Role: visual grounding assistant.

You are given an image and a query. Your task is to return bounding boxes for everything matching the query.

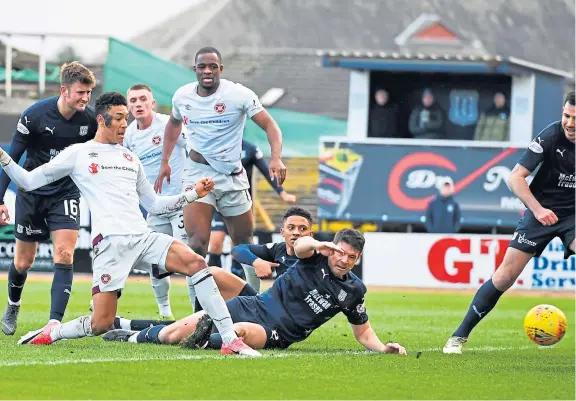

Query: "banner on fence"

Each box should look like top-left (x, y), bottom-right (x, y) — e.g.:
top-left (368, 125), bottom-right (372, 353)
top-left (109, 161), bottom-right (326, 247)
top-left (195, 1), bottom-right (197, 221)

top-left (363, 233), bottom-right (574, 290)
top-left (318, 139), bottom-right (529, 227)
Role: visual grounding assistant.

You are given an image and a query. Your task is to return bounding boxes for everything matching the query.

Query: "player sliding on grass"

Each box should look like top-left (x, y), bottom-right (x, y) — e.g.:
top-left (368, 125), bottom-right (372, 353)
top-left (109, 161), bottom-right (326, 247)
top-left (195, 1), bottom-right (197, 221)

top-left (0, 92), bottom-right (260, 356)
top-left (103, 228), bottom-right (407, 355)
top-left (111, 205), bottom-right (314, 331)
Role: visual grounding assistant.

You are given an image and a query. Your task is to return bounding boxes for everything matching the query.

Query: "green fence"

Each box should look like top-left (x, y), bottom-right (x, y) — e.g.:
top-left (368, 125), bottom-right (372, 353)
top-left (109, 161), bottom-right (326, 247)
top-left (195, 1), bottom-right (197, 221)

top-left (103, 38), bottom-right (196, 106)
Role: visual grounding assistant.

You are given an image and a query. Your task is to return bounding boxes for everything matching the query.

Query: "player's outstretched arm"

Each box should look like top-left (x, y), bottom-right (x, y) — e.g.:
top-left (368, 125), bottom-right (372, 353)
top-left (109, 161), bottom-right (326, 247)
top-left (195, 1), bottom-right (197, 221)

top-left (508, 164), bottom-right (558, 225)
top-left (139, 165), bottom-right (213, 215)
top-left (351, 322), bottom-right (407, 355)
top-left (155, 113), bottom-right (182, 193)
top-left (294, 237), bottom-right (344, 259)
top-left (231, 244), bottom-right (279, 278)
top-left (0, 147), bottom-right (75, 192)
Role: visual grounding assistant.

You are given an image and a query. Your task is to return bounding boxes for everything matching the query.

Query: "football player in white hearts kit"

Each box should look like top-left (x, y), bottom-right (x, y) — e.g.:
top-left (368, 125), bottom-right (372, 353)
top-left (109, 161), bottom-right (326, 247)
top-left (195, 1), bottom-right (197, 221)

top-left (0, 92), bottom-right (260, 356)
top-left (124, 85), bottom-right (188, 320)
top-left (155, 47), bottom-right (286, 293)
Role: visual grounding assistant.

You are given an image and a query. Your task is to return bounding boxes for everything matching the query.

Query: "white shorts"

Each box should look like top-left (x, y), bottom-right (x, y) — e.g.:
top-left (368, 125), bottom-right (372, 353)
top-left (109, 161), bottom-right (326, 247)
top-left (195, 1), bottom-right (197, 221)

top-left (91, 232), bottom-right (175, 295)
top-left (183, 158), bottom-right (252, 217)
top-left (147, 212), bottom-right (188, 243)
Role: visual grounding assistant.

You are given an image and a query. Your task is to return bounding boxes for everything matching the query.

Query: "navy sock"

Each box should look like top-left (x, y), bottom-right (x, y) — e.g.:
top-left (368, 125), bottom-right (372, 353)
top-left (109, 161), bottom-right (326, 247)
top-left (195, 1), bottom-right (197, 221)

top-left (239, 283), bottom-right (257, 296)
top-left (136, 324), bottom-right (166, 344)
top-left (230, 260), bottom-right (245, 279)
top-left (208, 253), bottom-right (222, 268)
top-left (208, 332), bottom-right (223, 349)
top-left (50, 263), bottom-right (73, 321)
top-left (453, 279), bottom-right (504, 338)
top-left (130, 319), bottom-right (175, 331)
top-left (7, 262), bottom-right (27, 303)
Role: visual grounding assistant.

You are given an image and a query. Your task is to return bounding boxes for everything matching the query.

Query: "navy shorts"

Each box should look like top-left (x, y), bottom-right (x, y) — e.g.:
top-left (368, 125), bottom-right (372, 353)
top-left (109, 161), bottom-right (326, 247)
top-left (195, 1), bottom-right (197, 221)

top-left (14, 190), bottom-right (81, 242)
top-left (211, 211), bottom-right (228, 234)
top-left (224, 296), bottom-right (292, 349)
top-left (509, 210), bottom-right (575, 259)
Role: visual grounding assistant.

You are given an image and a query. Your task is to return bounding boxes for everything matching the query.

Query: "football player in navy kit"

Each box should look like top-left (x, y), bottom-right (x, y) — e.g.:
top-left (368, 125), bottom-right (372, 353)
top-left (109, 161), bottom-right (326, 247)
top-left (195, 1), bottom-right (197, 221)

top-left (1, 62), bottom-right (98, 336)
top-left (231, 206), bottom-right (311, 279)
top-left (103, 228), bottom-right (407, 355)
top-left (444, 92), bottom-right (575, 354)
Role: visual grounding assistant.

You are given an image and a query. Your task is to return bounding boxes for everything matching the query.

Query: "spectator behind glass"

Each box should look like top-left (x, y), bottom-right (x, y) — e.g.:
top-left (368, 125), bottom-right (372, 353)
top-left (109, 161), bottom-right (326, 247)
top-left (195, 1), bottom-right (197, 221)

top-left (369, 89), bottom-right (401, 138)
top-left (408, 89), bottom-right (446, 139)
top-left (474, 92), bottom-right (510, 141)
top-left (424, 178), bottom-right (462, 233)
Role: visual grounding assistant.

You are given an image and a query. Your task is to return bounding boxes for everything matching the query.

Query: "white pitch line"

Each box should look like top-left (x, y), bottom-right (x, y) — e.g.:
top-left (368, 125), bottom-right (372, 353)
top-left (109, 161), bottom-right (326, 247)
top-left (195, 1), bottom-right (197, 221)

top-left (0, 345), bottom-right (547, 368)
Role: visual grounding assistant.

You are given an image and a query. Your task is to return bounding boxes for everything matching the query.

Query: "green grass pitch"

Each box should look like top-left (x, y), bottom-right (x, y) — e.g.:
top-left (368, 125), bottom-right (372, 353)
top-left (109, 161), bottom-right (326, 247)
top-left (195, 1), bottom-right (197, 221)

top-left (0, 276), bottom-right (573, 400)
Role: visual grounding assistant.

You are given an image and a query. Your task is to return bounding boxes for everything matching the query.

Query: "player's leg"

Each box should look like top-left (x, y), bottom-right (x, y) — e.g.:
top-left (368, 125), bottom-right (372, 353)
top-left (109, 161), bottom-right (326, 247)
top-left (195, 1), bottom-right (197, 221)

top-left (181, 297), bottom-right (278, 352)
top-left (20, 236), bottom-right (133, 345)
top-left (103, 311), bottom-right (204, 344)
top-left (26, 291), bottom-right (121, 345)
top-left (48, 229), bottom-right (77, 327)
top-left (146, 215), bottom-right (175, 318)
top-left (444, 211), bottom-right (551, 354)
top-left (230, 323), bottom-right (268, 349)
top-left (1, 240), bottom-right (36, 335)
top-left (147, 235), bottom-right (260, 356)
top-left (558, 214), bottom-right (575, 258)
top-left (193, 267), bottom-right (258, 312)
top-left (2, 191), bottom-right (42, 335)
top-left (220, 189), bottom-right (259, 290)
top-left (46, 195), bottom-right (83, 326)
top-left (208, 213), bottom-right (227, 268)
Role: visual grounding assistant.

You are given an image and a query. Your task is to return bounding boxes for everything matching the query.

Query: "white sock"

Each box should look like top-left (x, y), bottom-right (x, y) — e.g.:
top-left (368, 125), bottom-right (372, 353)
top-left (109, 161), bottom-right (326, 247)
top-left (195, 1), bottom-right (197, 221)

top-left (186, 276), bottom-right (197, 311)
top-left (128, 332), bottom-right (139, 343)
top-left (189, 268), bottom-right (237, 345)
top-left (50, 315), bottom-right (93, 342)
top-left (242, 264), bottom-right (261, 292)
top-left (151, 275), bottom-right (172, 317)
top-left (8, 297), bottom-right (21, 306)
top-left (119, 318), bottom-right (131, 330)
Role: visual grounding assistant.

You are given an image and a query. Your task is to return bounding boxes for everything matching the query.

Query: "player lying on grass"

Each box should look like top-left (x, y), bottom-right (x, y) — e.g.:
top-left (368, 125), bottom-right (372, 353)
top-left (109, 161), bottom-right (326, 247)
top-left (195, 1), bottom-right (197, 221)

top-left (103, 228), bottom-right (407, 355)
top-left (0, 92), bottom-right (260, 356)
top-left (111, 205), bottom-right (315, 331)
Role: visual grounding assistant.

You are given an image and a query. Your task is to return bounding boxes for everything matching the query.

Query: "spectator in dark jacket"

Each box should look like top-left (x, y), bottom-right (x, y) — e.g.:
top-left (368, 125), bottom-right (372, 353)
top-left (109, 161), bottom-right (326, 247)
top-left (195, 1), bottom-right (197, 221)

top-left (425, 179), bottom-right (461, 233)
top-left (369, 89), bottom-right (401, 138)
top-left (408, 89), bottom-right (446, 139)
top-left (474, 92), bottom-right (510, 141)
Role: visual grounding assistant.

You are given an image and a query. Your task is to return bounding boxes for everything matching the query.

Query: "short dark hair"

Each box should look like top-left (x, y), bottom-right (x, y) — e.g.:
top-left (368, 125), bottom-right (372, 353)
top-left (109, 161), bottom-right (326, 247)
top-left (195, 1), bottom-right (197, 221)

top-left (60, 61), bottom-right (96, 87)
top-left (282, 206), bottom-right (313, 225)
top-left (95, 92), bottom-right (127, 127)
top-left (333, 228), bottom-right (365, 253)
top-left (195, 46), bottom-right (222, 63)
top-left (127, 84), bottom-right (153, 95)
top-left (565, 91), bottom-right (575, 106)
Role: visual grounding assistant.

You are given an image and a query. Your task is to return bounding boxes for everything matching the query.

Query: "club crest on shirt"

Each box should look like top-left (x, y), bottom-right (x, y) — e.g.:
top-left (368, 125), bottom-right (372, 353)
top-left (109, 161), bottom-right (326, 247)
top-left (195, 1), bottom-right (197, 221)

top-left (528, 137), bottom-right (544, 154)
top-left (214, 103), bottom-right (226, 114)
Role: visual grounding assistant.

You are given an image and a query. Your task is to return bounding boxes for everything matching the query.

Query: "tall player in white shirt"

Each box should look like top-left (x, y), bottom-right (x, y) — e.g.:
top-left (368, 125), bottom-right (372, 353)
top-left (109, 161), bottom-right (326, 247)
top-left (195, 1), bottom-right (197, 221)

top-left (0, 92), bottom-right (260, 356)
top-left (155, 47), bottom-right (287, 293)
top-left (124, 84), bottom-right (188, 319)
